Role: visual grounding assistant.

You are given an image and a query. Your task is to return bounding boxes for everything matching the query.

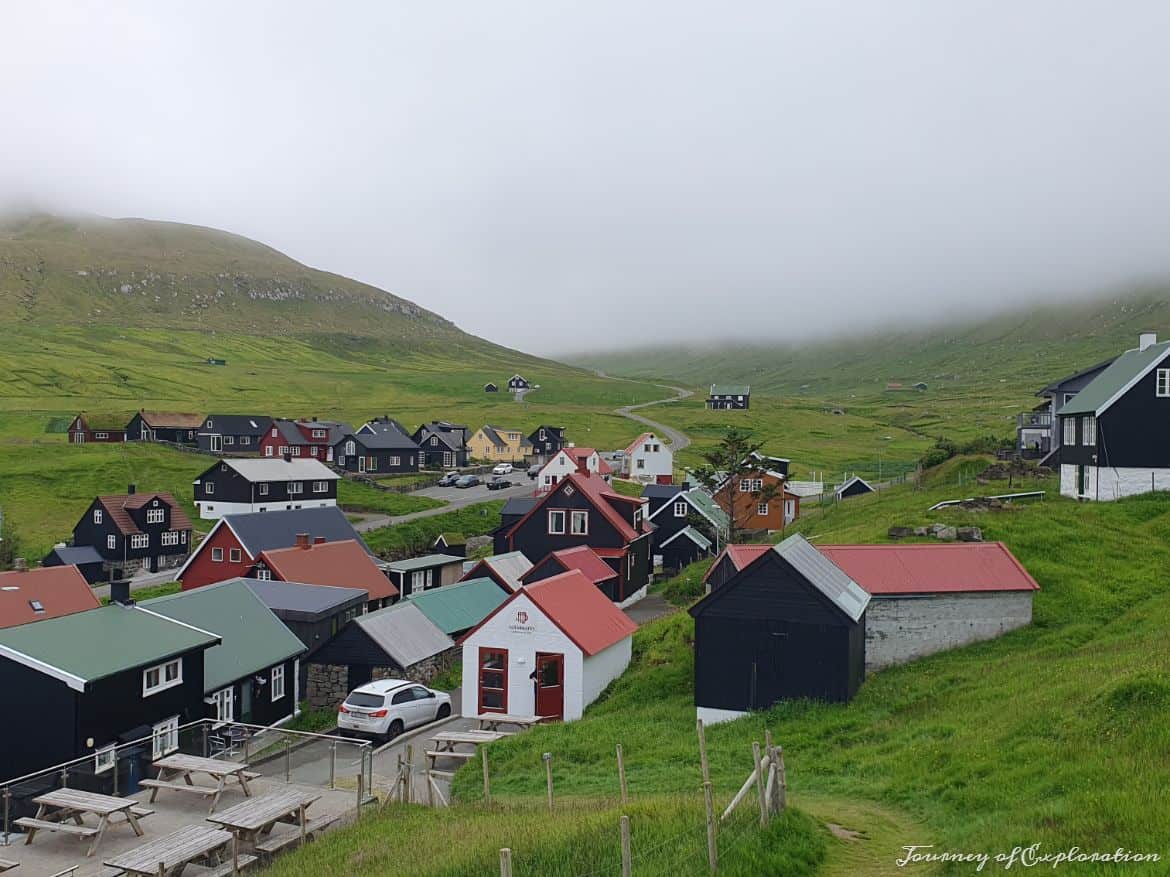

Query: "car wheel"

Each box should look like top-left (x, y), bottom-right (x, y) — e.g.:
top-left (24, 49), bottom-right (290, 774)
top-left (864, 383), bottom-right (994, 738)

top-left (383, 719), bottom-right (404, 742)
top-left (437, 703), bottom-right (451, 720)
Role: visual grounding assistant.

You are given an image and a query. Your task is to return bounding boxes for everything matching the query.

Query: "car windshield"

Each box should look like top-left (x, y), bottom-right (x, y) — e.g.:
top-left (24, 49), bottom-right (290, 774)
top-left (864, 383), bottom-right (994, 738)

top-left (346, 693), bottom-right (384, 708)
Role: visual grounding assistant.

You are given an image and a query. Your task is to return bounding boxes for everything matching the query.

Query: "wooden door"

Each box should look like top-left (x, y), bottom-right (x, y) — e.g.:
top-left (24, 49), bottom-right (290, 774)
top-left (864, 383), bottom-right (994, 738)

top-left (478, 648), bottom-right (508, 714)
top-left (534, 652), bottom-right (564, 720)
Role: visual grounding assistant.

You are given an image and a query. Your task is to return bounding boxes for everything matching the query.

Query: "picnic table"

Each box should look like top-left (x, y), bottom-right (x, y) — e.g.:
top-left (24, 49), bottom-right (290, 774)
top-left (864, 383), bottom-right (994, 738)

top-left (431, 730), bottom-right (509, 752)
top-left (477, 714), bottom-right (548, 732)
top-left (104, 824), bottom-right (241, 877)
top-left (205, 790), bottom-right (322, 845)
top-left (17, 788), bottom-right (145, 857)
top-left (142, 753), bottom-right (254, 813)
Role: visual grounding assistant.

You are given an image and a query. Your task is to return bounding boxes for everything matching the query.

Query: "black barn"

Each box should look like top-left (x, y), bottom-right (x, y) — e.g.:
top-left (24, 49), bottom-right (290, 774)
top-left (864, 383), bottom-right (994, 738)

top-left (689, 534), bottom-right (869, 723)
top-left (835, 476), bottom-right (875, 500)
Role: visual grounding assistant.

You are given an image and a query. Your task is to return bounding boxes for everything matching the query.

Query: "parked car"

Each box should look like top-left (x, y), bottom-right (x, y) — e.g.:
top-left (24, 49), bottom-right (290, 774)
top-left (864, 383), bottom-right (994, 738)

top-left (337, 679), bottom-right (452, 741)
top-left (487, 477), bottom-right (511, 491)
top-left (492, 463), bottom-right (514, 475)
top-left (437, 471), bottom-right (460, 486)
top-left (455, 474), bottom-right (481, 489)
top-left (527, 464), bottom-right (541, 479)
top-left (611, 450), bottom-right (626, 461)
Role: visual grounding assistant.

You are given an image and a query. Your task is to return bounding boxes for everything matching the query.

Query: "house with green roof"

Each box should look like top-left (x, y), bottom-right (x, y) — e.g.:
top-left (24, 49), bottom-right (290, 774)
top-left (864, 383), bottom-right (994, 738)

top-left (143, 579), bottom-right (306, 727)
top-left (706, 384), bottom-right (750, 410)
top-left (0, 603), bottom-right (219, 781)
top-left (1056, 332), bottom-right (1170, 500)
top-left (404, 577), bottom-right (509, 637)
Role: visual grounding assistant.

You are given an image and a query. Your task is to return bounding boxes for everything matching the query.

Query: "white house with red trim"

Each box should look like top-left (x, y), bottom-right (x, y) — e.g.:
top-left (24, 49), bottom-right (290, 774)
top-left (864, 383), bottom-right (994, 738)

top-left (536, 447), bottom-right (611, 490)
top-left (459, 570), bottom-right (637, 722)
top-left (622, 432), bottom-right (673, 484)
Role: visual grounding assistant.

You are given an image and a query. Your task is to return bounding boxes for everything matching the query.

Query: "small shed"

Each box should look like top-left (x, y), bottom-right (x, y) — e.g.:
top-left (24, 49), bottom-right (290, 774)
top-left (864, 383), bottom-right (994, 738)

top-left (385, 553), bottom-right (465, 597)
top-left (689, 534), bottom-right (869, 725)
top-left (702, 544), bottom-right (770, 593)
top-left (459, 570), bottom-right (637, 722)
top-left (41, 545), bottom-right (107, 585)
top-left (433, 532), bottom-right (468, 557)
top-left (461, 551), bottom-right (533, 594)
top-left (658, 526), bottom-right (712, 574)
top-left (484, 382), bottom-right (499, 393)
top-left (835, 476), bottom-right (875, 501)
top-left (407, 577), bottom-right (509, 637)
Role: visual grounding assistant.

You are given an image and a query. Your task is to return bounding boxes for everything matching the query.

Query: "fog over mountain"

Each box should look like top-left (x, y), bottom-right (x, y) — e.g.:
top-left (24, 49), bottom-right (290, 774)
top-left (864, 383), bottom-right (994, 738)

top-left (4, 1), bottom-right (1170, 355)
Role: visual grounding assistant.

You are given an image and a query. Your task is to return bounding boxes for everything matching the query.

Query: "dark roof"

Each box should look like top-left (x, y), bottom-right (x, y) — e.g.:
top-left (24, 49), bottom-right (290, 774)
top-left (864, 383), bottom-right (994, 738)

top-left (340, 429), bottom-right (419, 451)
top-left (1060, 340), bottom-right (1170, 416)
top-left (1038, 358), bottom-right (1117, 395)
top-left (97, 493), bottom-right (192, 535)
top-left (295, 420), bottom-right (353, 444)
top-left (500, 497), bottom-right (538, 517)
top-left (362, 417), bottom-right (411, 436)
top-left (241, 577), bottom-right (369, 623)
top-left (200, 414), bottom-right (273, 436)
top-left (221, 507), bottom-right (370, 557)
top-left (272, 419), bottom-right (308, 444)
top-left (44, 545), bottom-right (103, 566)
top-left (641, 484), bottom-right (683, 500)
top-left (415, 423), bottom-right (463, 451)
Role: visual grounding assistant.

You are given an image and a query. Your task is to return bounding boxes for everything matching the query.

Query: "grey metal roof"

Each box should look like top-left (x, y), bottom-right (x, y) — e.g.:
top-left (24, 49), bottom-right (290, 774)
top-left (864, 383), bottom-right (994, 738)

top-left (341, 429), bottom-right (419, 451)
top-left (241, 577), bottom-right (369, 622)
top-left (200, 414), bottom-right (273, 436)
top-left (710, 384), bottom-right (750, 396)
top-left (773, 534), bottom-right (869, 622)
top-left (478, 551), bottom-right (533, 591)
top-left (1059, 340), bottom-right (1170, 415)
top-left (501, 497), bottom-right (538, 517)
top-left (224, 507), bottom-right (372, 557)
top-left (356, 602), bottom-right (454, 667)
top-left (45, 545), bottom-right (103, 565)
top-left (641, 484), bottom-right (683, 500)
top-left (218, 457), bottom-right (338, 481)
top-left (660, 525), bottom-right (712, 551)
top-left (386, 554), bottom-right (463, 573)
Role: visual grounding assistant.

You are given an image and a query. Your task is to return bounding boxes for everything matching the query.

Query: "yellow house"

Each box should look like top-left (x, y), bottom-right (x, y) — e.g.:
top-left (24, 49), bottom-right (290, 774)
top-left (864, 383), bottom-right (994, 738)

top-left (468, 425), bottom-right (532, 463)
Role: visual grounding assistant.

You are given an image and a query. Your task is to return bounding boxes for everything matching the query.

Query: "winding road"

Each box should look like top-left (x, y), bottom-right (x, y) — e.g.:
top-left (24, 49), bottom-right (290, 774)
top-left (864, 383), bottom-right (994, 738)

top-left (601, 371), bottom-right (694, 452)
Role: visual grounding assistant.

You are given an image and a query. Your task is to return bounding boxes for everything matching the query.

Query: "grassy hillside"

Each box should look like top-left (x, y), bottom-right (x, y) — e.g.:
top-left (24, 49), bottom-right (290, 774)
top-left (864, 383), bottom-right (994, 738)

top-left (267, 470), bottom-right (1170, 875)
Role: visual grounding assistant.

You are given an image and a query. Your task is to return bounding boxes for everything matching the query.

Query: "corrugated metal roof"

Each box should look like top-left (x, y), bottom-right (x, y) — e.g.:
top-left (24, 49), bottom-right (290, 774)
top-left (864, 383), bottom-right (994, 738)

top-left (386, 554), bottom-right (463, 573)
top-left (773, 534), bottom-right (869, 622)
top-left (469, 552), bottom-right (533, 592)
top-left (223, 507), bottom-right (371, 557)
top-left (241, 577), bottom-right (369, 621)
top-left (407, 578), bottom-right (509, 635)
top-left (218, 458), bottom-right (338, 481)
top-left (356, 602), bottom-right (454, 667)
top-left (260, 540), bottom-right (397, 601)
top-left (818, 543), bottom-right (1040, 595)
top-left (524, 571), bottom-right (638, 656)
top-left (1060, 340), bottom-right (1170, 415)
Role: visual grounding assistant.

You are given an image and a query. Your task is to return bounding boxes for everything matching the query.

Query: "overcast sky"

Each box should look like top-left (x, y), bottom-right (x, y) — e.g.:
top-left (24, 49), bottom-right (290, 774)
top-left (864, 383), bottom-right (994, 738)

top-left (4, 1), bottom-right (1170, 355)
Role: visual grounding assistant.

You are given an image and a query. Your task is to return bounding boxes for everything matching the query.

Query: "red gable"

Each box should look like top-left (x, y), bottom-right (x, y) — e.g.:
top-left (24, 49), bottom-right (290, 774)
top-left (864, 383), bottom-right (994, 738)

top-left (521, 545), bottom-right (619, 587)
top-left (258, 539), bottom-right (398, 601)
top-left (702, 544), bottom-right (771, 585)
top-left (818, 542), bottom-right (1040, 595)
top-left (0, 566), bottom-right (100, 628)
top-left (507, 472), bottom-right (647, 546)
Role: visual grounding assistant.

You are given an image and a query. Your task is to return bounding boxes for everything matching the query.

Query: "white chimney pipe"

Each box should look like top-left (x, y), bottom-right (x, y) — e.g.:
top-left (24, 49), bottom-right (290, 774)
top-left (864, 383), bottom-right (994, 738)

top-left (1139, 332), bottom-right (1157, 351)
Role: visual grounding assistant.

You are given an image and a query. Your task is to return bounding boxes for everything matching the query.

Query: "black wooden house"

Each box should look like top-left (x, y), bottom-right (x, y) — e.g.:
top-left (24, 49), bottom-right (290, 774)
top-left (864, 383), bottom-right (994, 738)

top-left (334, 429), bottom-right (421, 474)
top-left (196, 414), bottom-right (273, 454)
top-left (125, 411), bottom-right (204, 444)
top-left (70, 487), bottom-right (193, 580)
top-left (527, 425), bottom-right (567, 459)
top-left (688, 534), bottom-right (869, 725)
top-left (413, 421), bottom-right (471, 469)
top-left (193, 457), bottom-right (339, 520)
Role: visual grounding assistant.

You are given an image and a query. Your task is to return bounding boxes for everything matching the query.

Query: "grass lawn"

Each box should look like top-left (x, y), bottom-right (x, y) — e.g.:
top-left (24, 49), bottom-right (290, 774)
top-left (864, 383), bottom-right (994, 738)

top-left (363, 501), bottom-right (504, 560)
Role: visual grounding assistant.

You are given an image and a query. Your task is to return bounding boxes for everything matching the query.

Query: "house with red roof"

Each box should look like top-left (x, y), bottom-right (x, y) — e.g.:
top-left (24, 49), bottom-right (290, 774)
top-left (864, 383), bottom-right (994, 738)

top-left (496, 472), bottom-right (653, 605)
top-left (0, 565), bottom-right (101, 628)
top-left (703, 543), bottom-right (772, 592)
top-left (68, 485), bottom-right (193, 580)
top-left (536, 447), bottom-right (611, 491)
top-left (520, 545), bottom-right (621, 593)
top-left (252, 537), bottom-right (398, 611)
top-left (818, 542), bottom-right (1040, 671)
top-left (621, 432), bottom-right (674, 484)
top-left (459, 569), bottom-right (638, 721)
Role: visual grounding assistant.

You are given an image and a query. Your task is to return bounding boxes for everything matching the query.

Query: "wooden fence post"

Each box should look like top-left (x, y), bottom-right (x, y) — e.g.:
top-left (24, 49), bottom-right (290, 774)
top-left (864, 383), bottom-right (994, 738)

top-left (616, 744), bottom-right (628, 805)
top-left (776, 746), bottom-right (787, 812)
top-left (620, 815), bottom-right (632, 877)
top-left (405, 744), bottom-right (414, 804)
top-left (482, 747), bottom-right (492, 805)
top-left (703, 780), bottom-right (718, 874)
top-left (543, 752), bottom-right (554, 812)
top-left (697, 719), bottom-right (710, 785)
top-left (752, 742), bottom-right (767, 828)
top-left (500, 847), bottom-right (513, 877)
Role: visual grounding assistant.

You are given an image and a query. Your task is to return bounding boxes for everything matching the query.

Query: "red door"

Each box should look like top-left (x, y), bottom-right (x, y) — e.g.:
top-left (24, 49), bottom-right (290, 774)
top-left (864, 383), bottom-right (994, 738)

top-left (534, 653), bottom-right (564, 720)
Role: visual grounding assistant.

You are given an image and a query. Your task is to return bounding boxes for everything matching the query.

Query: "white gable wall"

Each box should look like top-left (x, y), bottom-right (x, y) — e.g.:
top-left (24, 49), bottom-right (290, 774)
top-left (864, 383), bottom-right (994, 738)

top-left (538, 451), bottom-right (579, 489)
top-left (625, 435), bottom-right (673, 483)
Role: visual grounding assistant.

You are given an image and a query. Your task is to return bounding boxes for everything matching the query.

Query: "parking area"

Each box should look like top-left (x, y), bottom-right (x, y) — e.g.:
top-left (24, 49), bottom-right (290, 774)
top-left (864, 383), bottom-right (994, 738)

top-left (412, 472), bottom-right (537, 506)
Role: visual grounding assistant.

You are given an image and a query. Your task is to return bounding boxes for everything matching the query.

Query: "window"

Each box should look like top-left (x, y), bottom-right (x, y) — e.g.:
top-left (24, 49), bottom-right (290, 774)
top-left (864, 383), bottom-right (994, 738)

top-left (570, 510), bottom-right (589, 535)
top-left (211, 687), bottom-right (233, 723)
top-left (146, 508), bottom-right (164, 524)
top-left (539, 429), bottom-right (547, 441)
top-left (313, 480), bottom-right (329, 493)
top-left (366, 455), bottom-right (377, 471)
top-left (271, 427), bottom-right (279, 437)
top-left (29, 600), bottom-right (44, 614)
top-left (255, 568), bottom-right (272, 581)
top-left (224, 436), bottom-right (234, 445)
top-left (241, 436), bottom-right (250, 446)
top-left (751, 479), bottom-right (764, 491)
top-left (93, 508), bottom-right (103, 524)
top-left (205, 481), bottom-right (215, 495)
top-left (346, 440), bottom-right (356, 455)
top-left (95, 432), bottom-right (108, 439)
top-left (548, 510), bottom-right (566, 534)
top-left (107, 534), bottom-right (117, 550)
top-left (289, 481), bottom-right (303, 494)
top-left (181, 530), bottom-right (187, 544)
top-left (312, 428), bottom-right (326, 438)
top-left (161, 531), bottom-right (180, 546)
top-left (388, 456), bottom-right (400, 467)
top-left (294, 446), bottom-right (303, 456)
top-left (757, 503), bottom-right (769, 516)
top-left (673, 501), bottom-right (688, 518)
top-left (633, 507), bottom-right (643, 529)
top-left (265, 445), bottom-right (274, 457)
top-left (271, 665), bottom-right (286, 701)
top-left (229, 548), bottom-right (242, 563)
top-left (1063, 417), bottom-right (1076, 446)
top-left (1082, 415), bottom-right (1096, 446)
top-left (739, 479), bottom-right (751, 491)
top-left (410, 569), bottom-right (434, 592)
top-left (152, 716), bottom-right (179, 759)
top-left (431, 436), bottom-right (438, 446)
top-left (443, 451), bottom-right (454, 467)
top-left (212, 547), bottom-right (224, 562)
top-left (259, 482), bottom-right (269, 495)
top-left (131, 533), bottom-right (149, 549)
top-left (94, 744), bottom-right (116, 774)
top-left (478, 648), bottom-right (508, 713)
top-left (143, 658), bottom-right (182, 696)
top-left (1158, 368), bottom-right (1170, 397)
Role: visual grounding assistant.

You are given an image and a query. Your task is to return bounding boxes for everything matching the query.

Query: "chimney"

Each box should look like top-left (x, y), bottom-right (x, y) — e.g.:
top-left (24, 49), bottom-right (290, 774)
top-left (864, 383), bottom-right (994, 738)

top-left (314, 536), bottom-right (327, 544)
top-left (1139, 331), bottom-right (1157, 352)
top-left (283, 452), bottom-right (292, 463)
top-left (127, 483), bottom-right (136, 495)
top-left (295, 533), bottom-right (311, 550)
top-left (311, 416), bottom-right (318, 422)
top-left (13, 558), bottom-right (27, 572)
top-left (110, 580), bottom-right (133, 606)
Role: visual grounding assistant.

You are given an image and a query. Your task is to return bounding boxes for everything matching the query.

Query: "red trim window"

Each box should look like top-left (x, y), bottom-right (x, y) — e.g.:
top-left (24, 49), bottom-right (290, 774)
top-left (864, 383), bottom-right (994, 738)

top-left (478, 647), bottom-right (508, 714)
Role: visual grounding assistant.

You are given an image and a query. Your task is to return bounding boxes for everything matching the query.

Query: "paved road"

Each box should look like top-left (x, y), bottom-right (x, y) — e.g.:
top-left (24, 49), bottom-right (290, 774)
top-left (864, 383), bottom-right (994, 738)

top-left (93, 567), bottom-right (185, 599)
top-left (353, 473), bottom-right (539, 532)
top-left (601, 371), bottom-right (694, 452)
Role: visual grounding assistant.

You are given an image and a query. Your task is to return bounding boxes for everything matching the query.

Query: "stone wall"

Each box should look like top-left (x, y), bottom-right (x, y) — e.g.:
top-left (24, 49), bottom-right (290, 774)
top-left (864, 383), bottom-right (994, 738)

top-left (306, 647), bottom-right (458, 712)
top-left (865, 592), bottom-right (1034, 673)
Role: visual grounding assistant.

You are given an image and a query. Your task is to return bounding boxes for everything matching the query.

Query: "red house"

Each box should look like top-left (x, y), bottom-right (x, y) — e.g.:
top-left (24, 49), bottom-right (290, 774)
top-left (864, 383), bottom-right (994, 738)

top-left (254, 538), bottom-right (398, 611)
top-left (67, 414), bottom-right (126, 444)
top-left (258, 419), bottom-right (352, 462)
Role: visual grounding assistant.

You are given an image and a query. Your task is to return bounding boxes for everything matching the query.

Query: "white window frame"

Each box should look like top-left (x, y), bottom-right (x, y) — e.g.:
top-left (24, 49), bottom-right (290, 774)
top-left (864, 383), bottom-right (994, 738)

top-left (229, 547), bottom-right (242, 563)
top-left (211, 687), bottom-right (234, 723)
top-left (224, 435), bottom-right (234, 445)
top-left (1157, 368), bottom-right (1170, 398)
top-left (131, 533), bottom-right (149, 549)
top-left (673, 501), bottom-right (688, 518)
top-left (161, 530), bottom-right (179, 547)
top-left (570, 510), bottom-right (589, 535)
top-left (388, 456), bottom-right (400, 467)
top-left (313, 480), bottom-right (329, 493)
top-left (1063, 417), bottom-right (1076, 447)
top-left (93, 508), bottom-right (103, 525)
top-left (107, 534), bottom-right (117, 550)
top-left (146, 508), bottom-right (165, 524)
top-left (212, 547), bottom-right (224, 562)
top-left (143, 658), bottom-right (183, 696)
top-left (205, 482), bottom-right (215, 495)
top-left (410, 568), bottom-right (433, 592)
top-left (757, 503), bottom-right (769, 516)
top-left (289, 481), bottom-right (303, 494)
top-left (152, 716), bottom-right (179, 759)
top-left (259, 482), bottom-right (269, 495)
top-left (264, 445), bottom-right (274, 457)
top-left (1082, 415), bottom-right (1096, 446)
top-left (255, 568), bottom-right (272, 581)
top-left (739, 479), bottom-right (751, 492)
top-left (94, 744), bottom-right (116, 774)
top-left (271, 665), bottom-right (286, 701)
top-left (548, 510), bottom-right (566, 535)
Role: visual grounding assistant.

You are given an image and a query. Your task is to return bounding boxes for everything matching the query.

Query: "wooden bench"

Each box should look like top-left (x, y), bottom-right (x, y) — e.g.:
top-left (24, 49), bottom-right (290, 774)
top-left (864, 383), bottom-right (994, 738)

top-left (0, 858), bottom-right (18, 871)
top-left (425, 750), bottom-right (475, 762)
top-left (202, 853), bottom-right (258, 876)
top-left (139, 778), bottom-right (219, 799)
top-left (253, 815), bottom-right (340, 856)
top-left (15, 817), bottom-right (99, 838)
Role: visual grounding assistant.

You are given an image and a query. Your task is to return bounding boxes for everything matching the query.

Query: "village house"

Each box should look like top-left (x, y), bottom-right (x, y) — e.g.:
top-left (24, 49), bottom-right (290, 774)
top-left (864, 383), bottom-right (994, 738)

top-left (689, 534), bottom-right (869, 725)
top-left (67, 413), bottom-right (126, 444)
top-left (0, 564), bottom-right (100, 628)
top-left (460, 551), bottom-right (534, 594)
top-left (193, 457), bottom-right (339, 519)
top-left (527, 425), bottom-right (567, 460)
top-left (468, 425), bottom-right (533, 463)
top-left (258, 418), bottom-right (352, 462)
top-left (432, 532), bottom-right (467, 557)
top-left (196, 414), bottom-right (273, 454)
top-left (41, 544), bottom-right (107, 584)
top-left (405, 578), bottom-right (509, 638)
top-left (835, 476), bottom-right (875, 501)
top-left (706, 384), bottom-right (750, 410)
top-left (68, 486), bottom-right (192, 580)
top-left (484, 382), bottom-right (499, 393)
top-left (644, 485), bottom-right (728, 573)
top-left (537, 447), bottom-right (611, 490)
top-left (491, 498), bottom-right (538, 554)
top-left (252, 537), bottom-right (399, 611)
top-left (507, 374), bottom-right (530, 391)
top-left (384, 554), bottom-right (465, 599)
top-left (125, 410), bottom-right (204, 444)
top-left (1056, 333), bottom-right (1170, 500)
top-left (413, 421), bottom-right (471, 469)
top-left (622, 432), bottom-right (673, 484)
top-left (496, 472), bottom-right (652, 605)
top-left (712, 452), bottom-right (800, 532)
top-left (359, 415), bottom-right (412, 437)
top-left (334, 427), bottom-right (421, 474)
top-left (178, 506), bottom-right (375, 589)
top-left (459, 570), bottom-right (638, 722)
top-left (1017, 358), bottom-right (1114, 462)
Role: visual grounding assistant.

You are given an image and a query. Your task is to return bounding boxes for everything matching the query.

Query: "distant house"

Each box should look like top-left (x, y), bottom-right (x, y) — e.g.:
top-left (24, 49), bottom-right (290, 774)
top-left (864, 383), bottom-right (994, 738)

top-left (519, 545), bottom-right (620, 595)
top-left (644, 485), bottom-right (728, 573)
top-left (243, 577), bottom-right (367, 665)
top-left (460, 551), bottom-right (534, 594)
top-left (459, 570), bottom-right (638, 722)
top-left (469, 425), bottom-right (533, 463)
top-left (484, 382), bottom-right (499, 393)
top-left (253, 537), bottom-right (399, 611)
top-left (528, 425), bottom-right (567, 460)
top-left (69, 486), bottom-right (193, 579)
top-left (413, 421), bottom-right (471, 469)
top-left (359, 416), bottom-right (412, 437)
top-left (67, 414), bottom-right (126, 444)
top-left (259, 418), bottom-right (352, 463)
top-left (712, 453), bottom-right (800, 532)
top-left (144, 579), bottom-right (306, 727)
top-left (41, 545), bottom-right (106, 584)
top-left (0, 601), bottom-right (219, 781)
top-left (178, 506), bottom-right (376, 589)
top-left (689, 534), bottom-right (869, 725)
top-left (912, 382), bottom-right (928, 391)
top-left (384, 554), bottom-right (465, 599)
top-left (622, 432), bottom-right (673, 484)
top-left (0, 565), bottom-right (100, 628)
top-left (537, 447), bottom-right (610, 490)
top-left (193, 457), bottom-right (339, 519)
top-left (125, 410), bottom-right (204, 444)
top-left (196, 414), bottom-right (273, 454)
top-left (433, 532), bottom-right (467, 557)
top-left (706, 385), bottom-right (750, 410)
top-left (507, 374), bottom-right (530, 391)
top-left (334, 428), bottom-right (421, 474)
top-left (1018, 358), bottom-right (1115, 461)
top-left (1057, 333), bottom-right (1170, 500)
top-left (496, 472), bottom-right (652, 605)
top-left (835, 476), bottom-right (875, 500)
